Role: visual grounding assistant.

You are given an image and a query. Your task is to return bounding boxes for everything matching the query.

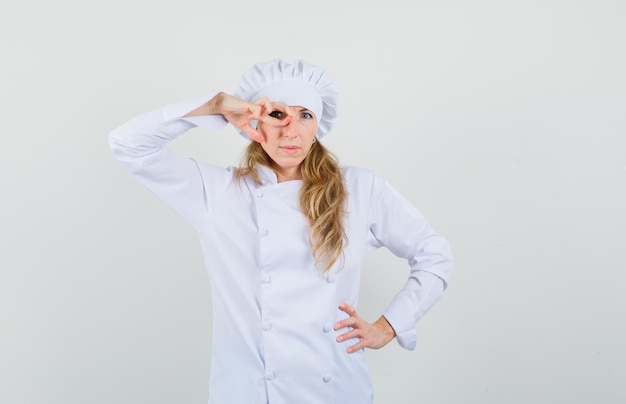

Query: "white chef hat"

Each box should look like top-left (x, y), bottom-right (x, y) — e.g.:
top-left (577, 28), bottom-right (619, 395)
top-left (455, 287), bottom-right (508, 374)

top-left (233, 58), bottom-right (338, 140)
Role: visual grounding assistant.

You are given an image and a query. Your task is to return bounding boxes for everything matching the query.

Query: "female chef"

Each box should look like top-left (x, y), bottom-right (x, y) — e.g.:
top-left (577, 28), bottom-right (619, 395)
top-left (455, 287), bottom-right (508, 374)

top-left (109, 59), bottom-right (453, 404)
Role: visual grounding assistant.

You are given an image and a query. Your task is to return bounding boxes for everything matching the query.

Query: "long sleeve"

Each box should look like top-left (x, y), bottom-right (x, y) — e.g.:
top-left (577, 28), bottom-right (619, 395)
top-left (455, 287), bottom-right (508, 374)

top-left (366, 174), bottom-right (453, 350)
top-left (108, 93), bottom-right (230, 228)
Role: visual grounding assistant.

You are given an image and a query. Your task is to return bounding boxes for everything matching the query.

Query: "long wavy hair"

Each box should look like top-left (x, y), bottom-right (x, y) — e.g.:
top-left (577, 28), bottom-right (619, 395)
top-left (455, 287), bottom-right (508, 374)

top-left (236, 141), bottom-right (348, 272)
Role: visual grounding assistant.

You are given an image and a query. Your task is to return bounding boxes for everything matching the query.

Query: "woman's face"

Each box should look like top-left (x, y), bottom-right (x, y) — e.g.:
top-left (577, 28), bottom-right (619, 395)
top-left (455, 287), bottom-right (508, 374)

top-left (257, 102), bottom-right (318, 181)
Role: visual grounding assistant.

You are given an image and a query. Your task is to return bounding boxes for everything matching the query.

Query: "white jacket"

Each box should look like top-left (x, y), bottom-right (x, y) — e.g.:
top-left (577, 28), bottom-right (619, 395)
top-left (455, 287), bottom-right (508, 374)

top-left (108, 94), bottom-right (454, 404)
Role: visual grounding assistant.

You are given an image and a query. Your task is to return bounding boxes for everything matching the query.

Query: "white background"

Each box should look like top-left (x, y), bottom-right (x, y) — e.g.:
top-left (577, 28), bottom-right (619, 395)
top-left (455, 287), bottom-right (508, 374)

top-left (1, 1), bottom-right (625, 403)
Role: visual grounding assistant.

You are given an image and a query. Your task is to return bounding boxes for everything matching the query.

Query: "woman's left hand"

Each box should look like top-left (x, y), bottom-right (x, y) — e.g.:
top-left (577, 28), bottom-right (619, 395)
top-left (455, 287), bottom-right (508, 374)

top-left (334, 302), bottom-right (396, 354)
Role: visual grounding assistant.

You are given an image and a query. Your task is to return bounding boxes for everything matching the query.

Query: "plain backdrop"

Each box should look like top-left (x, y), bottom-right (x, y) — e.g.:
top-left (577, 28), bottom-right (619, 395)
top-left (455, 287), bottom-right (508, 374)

top-left (1, 1), bottom-right (625, 403)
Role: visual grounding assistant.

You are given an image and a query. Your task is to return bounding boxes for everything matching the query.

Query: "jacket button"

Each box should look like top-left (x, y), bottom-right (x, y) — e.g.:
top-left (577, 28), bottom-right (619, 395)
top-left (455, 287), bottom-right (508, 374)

top-left (261, 274), bottom-right (272, 283)
top-left (262, 321), bottom-right (272, 331)
top-left (265, 371), bottom-right (275, 381)
top-left (323, 373), bottom-right (333, 383)
top-left (259, 229), bottom-right (269, 237)
top-left (323, 323), bottom-right (333, 333)
top-left (256, 192), bottom-right (263, 198)
top-left (326, 275), bottom-right (336, 283)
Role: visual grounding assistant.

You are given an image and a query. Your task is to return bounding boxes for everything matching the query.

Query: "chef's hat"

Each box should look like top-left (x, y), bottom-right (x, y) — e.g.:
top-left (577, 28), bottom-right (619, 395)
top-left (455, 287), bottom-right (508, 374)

top-left (233, 58), bottom-right (338, 139)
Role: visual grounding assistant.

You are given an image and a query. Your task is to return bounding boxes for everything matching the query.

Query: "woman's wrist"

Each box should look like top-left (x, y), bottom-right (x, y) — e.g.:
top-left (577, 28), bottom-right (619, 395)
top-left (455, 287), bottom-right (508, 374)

top-left (183, 92), bottom-right (222, 117)
top-left (375, 315), bottom-right (397, 342)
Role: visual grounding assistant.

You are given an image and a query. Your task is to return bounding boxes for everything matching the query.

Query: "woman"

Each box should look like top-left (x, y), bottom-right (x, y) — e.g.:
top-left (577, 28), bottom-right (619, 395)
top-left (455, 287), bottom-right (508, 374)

top-left (109, 59), bottom-right (453, 404)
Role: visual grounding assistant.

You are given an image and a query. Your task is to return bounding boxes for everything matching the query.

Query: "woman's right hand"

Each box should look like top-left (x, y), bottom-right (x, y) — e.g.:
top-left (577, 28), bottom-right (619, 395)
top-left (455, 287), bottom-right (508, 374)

top-left (184, 92), bottom-right (271, 142)
top-left (216, 93), bottom-right (273, 142)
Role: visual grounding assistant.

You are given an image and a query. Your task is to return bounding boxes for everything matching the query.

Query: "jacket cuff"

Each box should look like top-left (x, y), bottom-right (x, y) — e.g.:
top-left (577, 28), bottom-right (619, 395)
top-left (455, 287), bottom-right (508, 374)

top-left (163, 93), bottom-right (228, 131)
top-left (383, 304), bottom-right (419, 350)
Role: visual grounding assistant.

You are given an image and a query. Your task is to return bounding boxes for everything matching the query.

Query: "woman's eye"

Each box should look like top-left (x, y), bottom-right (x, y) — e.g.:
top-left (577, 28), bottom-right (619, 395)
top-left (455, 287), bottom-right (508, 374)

top-left (301, 112), bottom-right (313, 119)
top-left (269, 111), bottom-right (284, 119)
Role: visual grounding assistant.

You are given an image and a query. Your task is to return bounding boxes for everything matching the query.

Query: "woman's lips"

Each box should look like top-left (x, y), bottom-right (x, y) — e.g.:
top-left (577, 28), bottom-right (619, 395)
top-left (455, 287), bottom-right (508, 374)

top-left (280, 146), bottom-right (300, 154)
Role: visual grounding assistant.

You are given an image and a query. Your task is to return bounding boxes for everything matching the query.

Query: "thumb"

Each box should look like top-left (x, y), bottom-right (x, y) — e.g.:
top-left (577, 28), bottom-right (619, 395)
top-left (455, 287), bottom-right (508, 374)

top-left (242, 124), bottom-right (265, 143)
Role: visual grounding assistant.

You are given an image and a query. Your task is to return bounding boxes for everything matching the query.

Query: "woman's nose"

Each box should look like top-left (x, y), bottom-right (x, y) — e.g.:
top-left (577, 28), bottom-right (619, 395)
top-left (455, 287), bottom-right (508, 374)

top-left (282, 116), bottom-right (298, 136)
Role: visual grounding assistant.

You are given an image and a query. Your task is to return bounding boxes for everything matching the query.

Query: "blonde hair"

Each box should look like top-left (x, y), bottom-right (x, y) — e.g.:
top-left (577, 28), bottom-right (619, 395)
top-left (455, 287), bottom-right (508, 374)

top-left (236, 141), bottom-right (347, 272)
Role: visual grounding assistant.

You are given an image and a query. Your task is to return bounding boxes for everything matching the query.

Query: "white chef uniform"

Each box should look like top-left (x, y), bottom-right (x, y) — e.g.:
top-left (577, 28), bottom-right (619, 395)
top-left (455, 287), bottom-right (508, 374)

top-left (109, 94), bottom-right (453, 404)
